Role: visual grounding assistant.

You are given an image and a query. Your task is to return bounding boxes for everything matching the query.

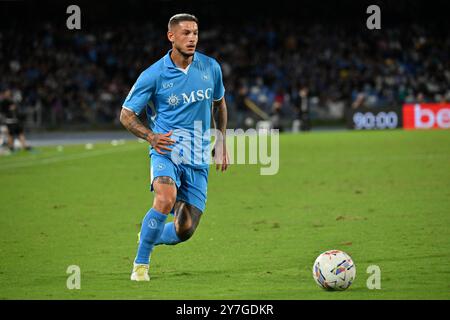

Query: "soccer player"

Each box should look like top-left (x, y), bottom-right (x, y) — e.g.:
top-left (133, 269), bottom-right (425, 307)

top-left (0, 89), bottom-right (32, 152)
top-left (120, 13), bottom-right (229, 281)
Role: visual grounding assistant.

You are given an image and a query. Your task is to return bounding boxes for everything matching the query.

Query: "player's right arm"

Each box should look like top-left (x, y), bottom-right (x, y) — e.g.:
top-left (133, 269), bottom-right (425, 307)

top-left (120, 70), bottom-right (174, 154)
top-left (119, 109), bottom-right (174, 154)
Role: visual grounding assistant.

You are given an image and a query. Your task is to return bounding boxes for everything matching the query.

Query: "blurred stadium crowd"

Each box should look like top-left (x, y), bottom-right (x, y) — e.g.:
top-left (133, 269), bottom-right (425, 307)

top-left (0, 3), bottom-right (449, 130)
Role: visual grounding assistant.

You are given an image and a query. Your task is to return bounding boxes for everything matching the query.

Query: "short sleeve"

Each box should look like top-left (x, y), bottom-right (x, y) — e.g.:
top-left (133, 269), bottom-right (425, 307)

top-left (122, 71), bottom-right (155, 115)
top-left (212, 60), bottom-right (225, 101)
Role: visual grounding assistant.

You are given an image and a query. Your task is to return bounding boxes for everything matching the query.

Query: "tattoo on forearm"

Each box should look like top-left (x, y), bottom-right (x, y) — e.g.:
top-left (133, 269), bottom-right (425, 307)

top-left (120, 109), bottom-right (152, 140)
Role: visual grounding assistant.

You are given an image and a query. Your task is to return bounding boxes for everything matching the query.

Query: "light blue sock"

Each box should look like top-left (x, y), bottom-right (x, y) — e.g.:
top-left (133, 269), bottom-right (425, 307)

top-left (135, 208), bottom-right (168, 264)
top-left (155, 222), bottom-right (181, 246)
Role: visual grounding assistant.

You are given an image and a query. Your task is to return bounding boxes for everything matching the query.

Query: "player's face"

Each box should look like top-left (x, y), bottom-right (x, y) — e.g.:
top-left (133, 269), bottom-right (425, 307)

top-left (168, 21), bottom-right (198, 57)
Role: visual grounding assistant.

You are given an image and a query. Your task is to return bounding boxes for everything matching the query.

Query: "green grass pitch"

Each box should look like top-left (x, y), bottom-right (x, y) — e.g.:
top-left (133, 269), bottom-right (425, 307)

top-left (0, 129), bottom-right (449, 299)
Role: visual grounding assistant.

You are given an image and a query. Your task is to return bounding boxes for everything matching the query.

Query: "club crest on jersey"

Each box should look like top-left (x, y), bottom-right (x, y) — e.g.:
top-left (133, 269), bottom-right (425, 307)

top-left (167, 94), bottom-right (180, 107)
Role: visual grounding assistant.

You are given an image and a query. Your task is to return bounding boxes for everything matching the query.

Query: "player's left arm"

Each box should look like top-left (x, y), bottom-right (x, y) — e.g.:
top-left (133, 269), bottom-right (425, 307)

top-left (212, 97), bottom-right (229, 172)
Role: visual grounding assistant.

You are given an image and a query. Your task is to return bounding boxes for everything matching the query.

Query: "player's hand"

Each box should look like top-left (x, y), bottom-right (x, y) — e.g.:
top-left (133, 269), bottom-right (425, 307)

top-left (212, 139), bottom-right (229, 172)
top-left (147, 130), bottom-right (175, 155)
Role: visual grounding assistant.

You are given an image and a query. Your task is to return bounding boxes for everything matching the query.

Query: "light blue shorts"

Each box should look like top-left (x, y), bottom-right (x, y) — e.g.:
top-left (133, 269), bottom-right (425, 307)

top-left (150, 153), bottom-right (209, 213)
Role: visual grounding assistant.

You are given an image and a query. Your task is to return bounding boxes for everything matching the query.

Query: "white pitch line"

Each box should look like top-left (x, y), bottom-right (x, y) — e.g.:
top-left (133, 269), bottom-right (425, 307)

top-left (0, 144), bottom-right (145, 171)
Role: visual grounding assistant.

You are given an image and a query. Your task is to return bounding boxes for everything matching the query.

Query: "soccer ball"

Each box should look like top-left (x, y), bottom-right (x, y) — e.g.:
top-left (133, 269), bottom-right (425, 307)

top-left (312, 250), bottom-right (356, 291)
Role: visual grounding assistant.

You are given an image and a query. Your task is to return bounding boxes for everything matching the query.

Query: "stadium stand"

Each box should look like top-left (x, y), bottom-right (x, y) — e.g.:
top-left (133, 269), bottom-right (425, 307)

top-left (0, 0), bottom-right (448, 130)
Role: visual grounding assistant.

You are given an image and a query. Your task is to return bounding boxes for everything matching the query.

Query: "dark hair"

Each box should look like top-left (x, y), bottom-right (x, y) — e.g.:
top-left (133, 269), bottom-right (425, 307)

top-left (168, 13), bottom-right (199, 30)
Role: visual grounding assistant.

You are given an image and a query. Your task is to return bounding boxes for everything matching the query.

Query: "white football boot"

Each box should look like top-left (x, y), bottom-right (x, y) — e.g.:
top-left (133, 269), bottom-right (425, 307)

top-left (130, 263), bottom-right (150, 281)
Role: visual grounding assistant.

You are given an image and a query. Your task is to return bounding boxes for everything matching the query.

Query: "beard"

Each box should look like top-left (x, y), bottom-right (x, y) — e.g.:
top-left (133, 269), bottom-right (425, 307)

top-left (175, 45), bottom-right (195, 58)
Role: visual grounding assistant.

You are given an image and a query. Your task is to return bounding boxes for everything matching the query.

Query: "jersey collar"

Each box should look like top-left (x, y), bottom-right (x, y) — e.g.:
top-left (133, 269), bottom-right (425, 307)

top-left (163, 49), bottom-right (198, 70)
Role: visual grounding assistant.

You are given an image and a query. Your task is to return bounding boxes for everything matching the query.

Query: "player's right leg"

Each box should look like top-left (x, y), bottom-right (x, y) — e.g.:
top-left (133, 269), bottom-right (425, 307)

top-left (131, 155), bottom-right (179, 281)
top-left (151, 176), bottom-right (177, 213)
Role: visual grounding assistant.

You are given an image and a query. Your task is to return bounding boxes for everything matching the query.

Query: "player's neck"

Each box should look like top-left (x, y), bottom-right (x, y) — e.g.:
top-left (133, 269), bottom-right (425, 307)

top-left (170, 49), bottom-right (193, 69)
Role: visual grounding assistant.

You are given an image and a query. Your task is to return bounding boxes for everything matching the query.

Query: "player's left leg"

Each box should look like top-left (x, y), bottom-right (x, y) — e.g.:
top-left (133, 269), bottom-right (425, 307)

top-left (155, 166), bottom-right (208, 245)
top-left (155, 201), bottom-right (202, 245)
top-left (174, 201), bottom-right (202, 241)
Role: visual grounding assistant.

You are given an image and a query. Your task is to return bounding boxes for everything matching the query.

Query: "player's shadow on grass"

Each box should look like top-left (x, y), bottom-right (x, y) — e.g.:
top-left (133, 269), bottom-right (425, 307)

top-left (150, 269), bottom-right (224, 280)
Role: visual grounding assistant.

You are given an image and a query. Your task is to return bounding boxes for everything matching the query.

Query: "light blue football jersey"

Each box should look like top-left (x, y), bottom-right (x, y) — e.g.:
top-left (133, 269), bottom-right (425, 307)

top-left (123, 50), bottom-right (225, 168)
